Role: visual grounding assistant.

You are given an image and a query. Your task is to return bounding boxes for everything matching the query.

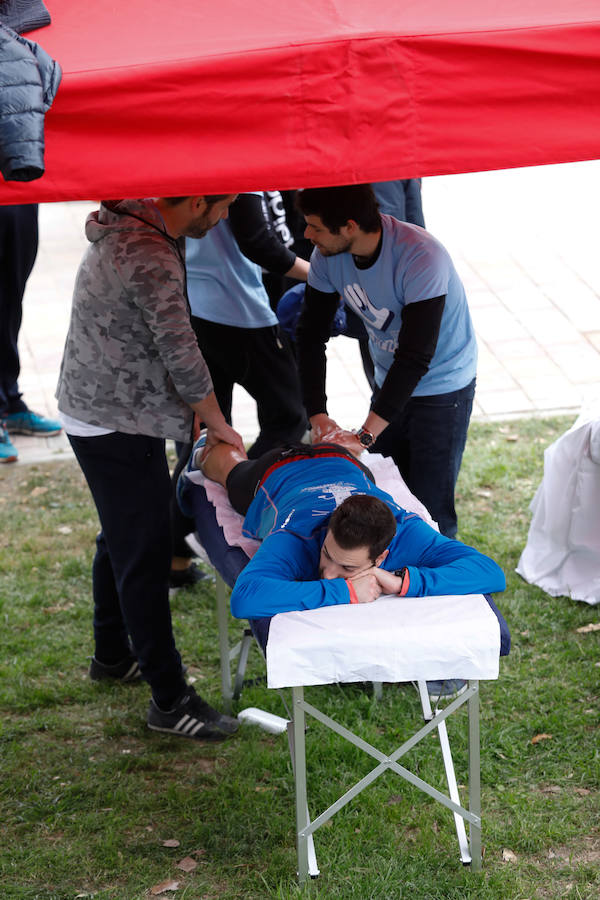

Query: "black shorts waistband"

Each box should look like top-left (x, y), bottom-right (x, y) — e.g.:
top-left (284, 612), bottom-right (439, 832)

top-left (225, 442), bottom-right (375, 518)
top-left (258, 442), bottom-right (375, 489)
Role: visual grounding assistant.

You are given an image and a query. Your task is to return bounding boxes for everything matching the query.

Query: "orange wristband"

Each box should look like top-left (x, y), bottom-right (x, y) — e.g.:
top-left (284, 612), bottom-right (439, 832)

top-left (345, 579), bottom-right (359, 604)
top-left (394, 567), bottom-right (410, 596)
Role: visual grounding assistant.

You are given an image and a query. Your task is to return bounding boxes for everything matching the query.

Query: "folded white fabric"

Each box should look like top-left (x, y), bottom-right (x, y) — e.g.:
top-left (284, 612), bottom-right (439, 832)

top-left (266, 593), bottom-right (500, 688)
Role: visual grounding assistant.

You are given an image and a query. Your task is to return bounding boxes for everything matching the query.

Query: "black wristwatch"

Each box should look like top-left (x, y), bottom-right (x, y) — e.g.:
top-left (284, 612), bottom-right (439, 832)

top-left (394, 567), bottom-right (409, 596)
top-left (356, 426), bottom-right (375, 448)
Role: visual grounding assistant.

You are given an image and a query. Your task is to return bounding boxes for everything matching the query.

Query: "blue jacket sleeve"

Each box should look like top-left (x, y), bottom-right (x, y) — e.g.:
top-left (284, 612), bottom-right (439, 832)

top-left (231, 512), bottom-right (505, 619)
top-left (385, 513), bottom-right (506, 596)
top-left (230, 531), bottom-right (350, 619)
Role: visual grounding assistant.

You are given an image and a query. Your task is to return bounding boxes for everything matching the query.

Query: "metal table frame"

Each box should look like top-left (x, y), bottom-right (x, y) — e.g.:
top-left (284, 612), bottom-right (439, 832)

top-left (290, 680), bottom-right (482, 881)
top-left (215, 573), bottom-right (254, 714)
top-left (213, 573), bottom-right (484, 880)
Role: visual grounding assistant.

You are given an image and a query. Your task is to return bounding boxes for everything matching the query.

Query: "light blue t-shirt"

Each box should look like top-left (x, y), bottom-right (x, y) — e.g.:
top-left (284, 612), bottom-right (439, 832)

top-left (185, 192), bottom-right (277, 329)
top-left (308, 215), bottom-right (477, 395)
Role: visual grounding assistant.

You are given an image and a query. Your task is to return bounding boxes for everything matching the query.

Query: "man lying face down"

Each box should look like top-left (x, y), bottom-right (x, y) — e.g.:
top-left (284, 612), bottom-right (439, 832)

top-left (180, 437), bottom-right (506, 632)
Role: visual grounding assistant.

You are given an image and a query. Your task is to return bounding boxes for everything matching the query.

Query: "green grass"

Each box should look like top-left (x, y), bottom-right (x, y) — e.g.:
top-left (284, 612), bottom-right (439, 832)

top-left (1, 416), bottom-right (599, 899)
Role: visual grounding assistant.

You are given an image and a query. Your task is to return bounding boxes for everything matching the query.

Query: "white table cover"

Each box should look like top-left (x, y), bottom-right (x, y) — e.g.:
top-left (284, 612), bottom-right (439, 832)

top-left (266, 593), bottom-right (500, 689)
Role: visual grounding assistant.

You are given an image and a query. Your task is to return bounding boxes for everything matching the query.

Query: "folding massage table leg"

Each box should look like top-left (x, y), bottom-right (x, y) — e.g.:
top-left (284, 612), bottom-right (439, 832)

top-left (215, 572), bottom-right (254, 713)
top-left (468, 680), bottom-right (482, 871)
top-left (288, 713), bottom-right (320, 879)
top-left (289, 682), bottom-right (483, 883)
top-left (215, 572), bottom-right (293, 727)
top-left (417, 680), bottom-right (478, 865)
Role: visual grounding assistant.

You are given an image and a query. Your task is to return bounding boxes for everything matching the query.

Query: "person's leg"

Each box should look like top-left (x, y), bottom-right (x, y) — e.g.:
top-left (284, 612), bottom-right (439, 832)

top-left (237, 324), bottom-right (307, 458)
top-left (371, 409), bottom-right (411, 483)
top-left (170, 440), bottom-right (194, 562)
top-left (68, 431), bottom-right (186, 709)
top-left (168, 439), bottom-right (211, 589)
top-left (0, 204), bottom-right (38, 416)
top-left (0, 204), bottom-right (62, 437)
top-left (91, 530), bottom-right (131, 663)
top-left (193, 438), bottom-right (282, 517)
top-left (372, 380), bottom-right (476, 538)
top-left (198, 441), bottom-right (248, 486)
top-left (192, 317), bottom-right (306, 457)
top-left (190, 317), bottom-right (234, 424)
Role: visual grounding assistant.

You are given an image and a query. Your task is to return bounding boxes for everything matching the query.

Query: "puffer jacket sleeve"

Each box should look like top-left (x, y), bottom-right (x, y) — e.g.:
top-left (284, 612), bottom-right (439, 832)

top-left (0, 23), bottom-right (61, 182)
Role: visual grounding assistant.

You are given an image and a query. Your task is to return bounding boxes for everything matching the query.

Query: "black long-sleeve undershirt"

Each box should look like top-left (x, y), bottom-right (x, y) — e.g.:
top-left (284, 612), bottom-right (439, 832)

top-left (295, 285), bottom-right (340, 415)
top-left (227, 193), bottom-right (297, 275)
top-left (296, 283), bottom-right (445, 423)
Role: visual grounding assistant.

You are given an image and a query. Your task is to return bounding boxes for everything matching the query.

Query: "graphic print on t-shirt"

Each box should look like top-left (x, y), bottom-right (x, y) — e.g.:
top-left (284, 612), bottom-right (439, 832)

top-left (343, 282), bottom-right (393, 331)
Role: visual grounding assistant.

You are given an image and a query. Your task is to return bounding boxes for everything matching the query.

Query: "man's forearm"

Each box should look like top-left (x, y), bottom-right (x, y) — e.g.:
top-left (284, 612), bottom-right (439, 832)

top-left (231, 570), bottom-right (351, 618)
top-left (284, 256), bottom-right (310, 282)
top-left (385, 517), bottom-right (506, 598)
top-left (229, 193), bottom-right (298, 274)
top-left (295, 285), bottom-right (339, 415)
top-left (399, 554), bottom-right (506, 598)
top-left (359, 295), bottom-right (446, 433)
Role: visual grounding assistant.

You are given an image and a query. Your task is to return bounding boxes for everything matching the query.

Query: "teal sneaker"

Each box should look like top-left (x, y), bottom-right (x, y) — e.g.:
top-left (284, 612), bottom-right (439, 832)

top-left (5, 409), bottom-right (62, 436)
top-left (0, 423), bottom-right (18, 463)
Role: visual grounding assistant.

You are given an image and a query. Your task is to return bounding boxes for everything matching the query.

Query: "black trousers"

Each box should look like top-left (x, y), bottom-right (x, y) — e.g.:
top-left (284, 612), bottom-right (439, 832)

top-left (170, 439), bottom-right (195, 559)
top-left (0, 204), bottom-right (38, 416)
top-left (372, 379), bottom-right (476, 539)
top-left (191, 316), bottom-right (307, 459)
top-left (68, 431), bottom-right (186, 709)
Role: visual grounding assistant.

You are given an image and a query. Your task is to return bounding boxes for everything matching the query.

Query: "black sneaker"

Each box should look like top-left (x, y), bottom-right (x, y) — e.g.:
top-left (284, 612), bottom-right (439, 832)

top-left (89, 654), bottom-right (141, 683)
top-left (147, 685), bottom-right (239, 741)
top-left (169, 561), bottom-right (213, 592)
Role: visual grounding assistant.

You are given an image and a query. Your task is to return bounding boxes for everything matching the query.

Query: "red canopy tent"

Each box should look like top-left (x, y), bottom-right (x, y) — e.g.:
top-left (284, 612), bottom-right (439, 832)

top-left (1, 0), bottom-right (599, 203)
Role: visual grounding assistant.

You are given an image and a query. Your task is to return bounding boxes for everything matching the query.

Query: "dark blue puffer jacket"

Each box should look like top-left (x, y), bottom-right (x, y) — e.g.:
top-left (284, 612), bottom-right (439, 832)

top-left (0, 23), bottom-right (61, 182)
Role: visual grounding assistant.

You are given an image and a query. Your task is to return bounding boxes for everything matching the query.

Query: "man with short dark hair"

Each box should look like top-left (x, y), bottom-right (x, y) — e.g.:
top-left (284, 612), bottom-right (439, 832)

top-left (295, 184), bottom-right (477, 539)
top-left (57, 194), bottom-right (244, 742)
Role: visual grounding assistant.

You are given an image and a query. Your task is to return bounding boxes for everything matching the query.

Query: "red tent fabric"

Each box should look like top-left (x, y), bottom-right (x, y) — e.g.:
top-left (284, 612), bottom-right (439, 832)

top-left (1, 0), bottom-right (599, 203)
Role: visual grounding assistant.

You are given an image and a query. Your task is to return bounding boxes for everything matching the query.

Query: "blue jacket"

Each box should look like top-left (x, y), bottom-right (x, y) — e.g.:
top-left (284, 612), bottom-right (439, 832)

top-left (230, 456), bottom-right (506, 618)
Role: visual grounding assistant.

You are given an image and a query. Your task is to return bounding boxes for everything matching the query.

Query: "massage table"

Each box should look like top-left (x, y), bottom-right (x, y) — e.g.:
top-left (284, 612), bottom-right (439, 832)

top-left (184, 454), bottom-right (510, 881)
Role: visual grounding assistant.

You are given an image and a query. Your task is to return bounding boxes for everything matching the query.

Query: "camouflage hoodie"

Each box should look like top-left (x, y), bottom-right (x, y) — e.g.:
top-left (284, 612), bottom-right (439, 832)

top-left (56, 199), bottom-right (213, 441)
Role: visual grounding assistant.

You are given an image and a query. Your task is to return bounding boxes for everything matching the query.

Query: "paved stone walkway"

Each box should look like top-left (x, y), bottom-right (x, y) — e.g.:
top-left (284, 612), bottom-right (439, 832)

top-left (7, 161), bottom-right (600, 465)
